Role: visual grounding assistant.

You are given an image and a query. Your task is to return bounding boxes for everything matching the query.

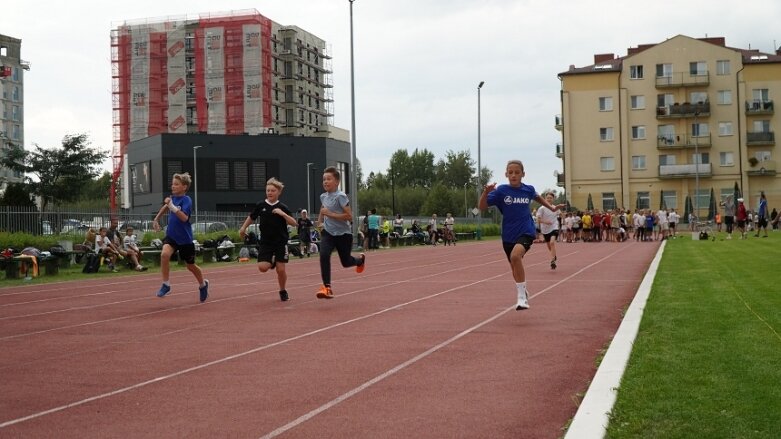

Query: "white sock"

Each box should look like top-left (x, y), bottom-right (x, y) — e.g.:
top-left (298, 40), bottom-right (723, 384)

top-left (516, 282), bottom-right (528, 304)
top-left (163, 281), bottom-right (170, 287)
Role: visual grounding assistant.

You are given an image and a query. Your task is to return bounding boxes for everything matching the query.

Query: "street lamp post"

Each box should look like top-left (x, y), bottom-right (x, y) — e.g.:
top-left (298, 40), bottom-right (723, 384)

top-left (391, 166), bottom-right (396, 215)
top-left (306, 162), bottom-right (314, 214)
top-left (693, 112), bottom-right (700, 222)
top-left (348, 0), bottom-right (359, 236)
top-left (464, 182), bottom-right (468, 218)
top-left (476, 81), bottom-right (484, 239)
top-left (193, 145), bottom-right (203, 226)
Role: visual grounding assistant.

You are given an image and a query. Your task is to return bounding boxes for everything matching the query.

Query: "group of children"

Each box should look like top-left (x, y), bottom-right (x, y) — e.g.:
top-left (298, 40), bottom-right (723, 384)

top-left (153, 167), bottom-right (365, 304)
top-left (86, 219), bottom-right (147, 273)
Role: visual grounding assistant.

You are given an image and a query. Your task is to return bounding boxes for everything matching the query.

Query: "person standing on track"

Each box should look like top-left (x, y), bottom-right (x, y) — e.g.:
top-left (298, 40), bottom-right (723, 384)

top-left (151, 172), bottom-right (209, 302)
top-left (479, 160), bottom-right (565, 310)
top-left (239, 177), bottom-right (298, 302)
top-left (535, 192), bottom-right (560, 269)
top-left (316, 166), bottom-right (366, 299)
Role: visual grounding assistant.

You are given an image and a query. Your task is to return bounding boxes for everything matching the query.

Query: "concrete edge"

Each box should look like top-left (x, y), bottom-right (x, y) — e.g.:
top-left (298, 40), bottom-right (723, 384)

top-left (564, 241), bottom-right (666, 438)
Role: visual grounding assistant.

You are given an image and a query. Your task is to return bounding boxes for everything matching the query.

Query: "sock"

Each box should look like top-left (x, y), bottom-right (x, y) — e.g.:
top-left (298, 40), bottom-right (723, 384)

top-left (163, 281), bottom-right (170, 287)
top-left (516, 282), bottom-right (527, 303)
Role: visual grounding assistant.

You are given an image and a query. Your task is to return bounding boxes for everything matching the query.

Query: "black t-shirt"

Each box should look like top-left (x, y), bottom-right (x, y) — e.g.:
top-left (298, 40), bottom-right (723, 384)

top-left (249, 200), bottom-right (292, 246)
top-left (297, 218), bottom-right (313, 236)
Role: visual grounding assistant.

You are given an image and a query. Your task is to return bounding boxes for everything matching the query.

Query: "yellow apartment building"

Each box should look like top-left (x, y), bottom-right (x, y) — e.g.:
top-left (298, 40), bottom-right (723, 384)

top-left (557, 35), bottom-right (781, 219)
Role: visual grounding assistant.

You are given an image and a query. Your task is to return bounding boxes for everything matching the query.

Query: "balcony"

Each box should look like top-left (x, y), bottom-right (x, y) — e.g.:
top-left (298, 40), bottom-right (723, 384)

top-left (555, 142), bottom-right (564, 158)
top-left (656, 134), bottom-right (712, 149)
top-left (747, 160), bottom-right (777, 176)
top-left (655, 72), bottom-right (710, 88)
top-left (656, 101), bottom-right (710, 119)
top-left (554, 115), bottom-right (562, 131)
top-left (745, 100), bottom-right (774, 115)
top-left (556, 172), bottom-right (565, 187)
top-left (746, 131), bottom-right (775, 146)
top-left (658, 163), bottom-right (712, 179)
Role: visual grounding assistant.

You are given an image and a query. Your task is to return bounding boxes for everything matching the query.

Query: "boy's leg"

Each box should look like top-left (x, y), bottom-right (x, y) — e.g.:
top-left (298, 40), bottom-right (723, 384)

top-left (318, 232), bottom-right (335, 287)
top-left (276, 263), bottom-right (287, 291)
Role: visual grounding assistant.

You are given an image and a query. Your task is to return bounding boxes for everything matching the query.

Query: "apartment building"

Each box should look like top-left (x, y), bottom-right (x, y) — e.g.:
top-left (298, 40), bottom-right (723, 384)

top-left (0, 33), bottom-right (29, 190)
top-left (110, 10), bottom-right (347, 208)
top-left (557, 35), bottom-right (781, 218)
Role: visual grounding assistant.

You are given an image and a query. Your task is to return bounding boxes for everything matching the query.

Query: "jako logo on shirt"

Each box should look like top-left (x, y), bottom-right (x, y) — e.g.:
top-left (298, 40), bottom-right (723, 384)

top-left (504, 196), bottom-right (530, 205)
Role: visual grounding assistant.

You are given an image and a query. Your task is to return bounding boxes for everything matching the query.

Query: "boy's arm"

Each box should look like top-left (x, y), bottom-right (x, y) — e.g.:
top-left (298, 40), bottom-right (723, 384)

top-left (478, 183), bottom-right (497, 210)
top-left (152, 204), bottom-right (168, 231)
top-left (238, 215), bottom-right (253, 239)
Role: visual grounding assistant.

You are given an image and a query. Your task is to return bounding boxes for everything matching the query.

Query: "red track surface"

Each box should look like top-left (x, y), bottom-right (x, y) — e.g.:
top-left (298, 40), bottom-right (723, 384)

top-left (0, 240), bottom-right (659, 438)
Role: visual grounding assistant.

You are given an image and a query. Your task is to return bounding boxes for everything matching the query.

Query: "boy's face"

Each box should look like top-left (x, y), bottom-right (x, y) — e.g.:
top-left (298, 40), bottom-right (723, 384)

top-left (266, 184), bottom-right (281, 201)
top-left (322, 173), bottom-right (338, 192)
top-left (126, 229), bottom-right (133, 235)
top-left (171, 178), bottom-right (187, 195)
top-left (505, 164), bottom-right (524, 186)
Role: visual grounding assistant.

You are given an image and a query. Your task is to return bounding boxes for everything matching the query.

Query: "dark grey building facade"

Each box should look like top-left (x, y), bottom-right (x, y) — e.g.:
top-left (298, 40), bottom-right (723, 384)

top-left (125, 133), bottom-right (351, 215)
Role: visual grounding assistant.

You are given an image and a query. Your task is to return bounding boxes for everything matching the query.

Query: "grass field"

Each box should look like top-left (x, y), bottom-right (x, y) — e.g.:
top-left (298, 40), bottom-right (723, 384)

top-left (606, 231), bottom-right (781, 438)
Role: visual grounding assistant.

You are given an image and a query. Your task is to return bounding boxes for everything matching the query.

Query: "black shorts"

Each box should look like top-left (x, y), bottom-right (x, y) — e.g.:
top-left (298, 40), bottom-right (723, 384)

top-left (258, 243), bottom-right (289, 265)
top-left (724, 216), bottom-right (734, 226)
top-left (543, 230), bottom-right (559, 242)
top-left (758, 217), bottom-right (768, 228)
top-left (502, 235), bottom-right (534, 262)
top-left (163, 237), bottom-right (196, 265)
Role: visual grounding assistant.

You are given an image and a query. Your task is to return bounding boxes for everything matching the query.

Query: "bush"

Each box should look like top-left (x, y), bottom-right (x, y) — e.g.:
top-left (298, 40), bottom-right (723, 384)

top-left (0, 231), bottom-right (60, 251)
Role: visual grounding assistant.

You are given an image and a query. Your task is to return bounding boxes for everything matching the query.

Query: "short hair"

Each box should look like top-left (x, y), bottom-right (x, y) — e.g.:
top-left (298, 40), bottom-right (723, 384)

top-left (173, 172), bottom-right (192, 187)
top-left (99, 227), bottom-right (107, 233)
top-left (266, 177), bottom-right (284, 191)
top-left (324, 166), bottom-right (341, 181)
top-left (506, 160), bottom-right (525, 171)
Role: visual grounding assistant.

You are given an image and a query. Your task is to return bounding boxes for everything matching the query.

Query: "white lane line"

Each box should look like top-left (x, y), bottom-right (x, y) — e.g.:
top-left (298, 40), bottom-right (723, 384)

top-left (259, 246), bottom-right (626, 438)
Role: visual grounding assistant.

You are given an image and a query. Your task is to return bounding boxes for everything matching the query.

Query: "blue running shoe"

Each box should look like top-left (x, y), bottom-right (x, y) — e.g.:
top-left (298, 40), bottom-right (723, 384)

top-left (199, 279), bottom-right (209, 303)
top-left (156, 283), bottom-right (171, 298)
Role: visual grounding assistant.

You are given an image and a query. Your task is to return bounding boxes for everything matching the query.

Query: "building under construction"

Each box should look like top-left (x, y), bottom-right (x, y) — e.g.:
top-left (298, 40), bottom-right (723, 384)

top-left (110, 9), bottom-right (345, 209)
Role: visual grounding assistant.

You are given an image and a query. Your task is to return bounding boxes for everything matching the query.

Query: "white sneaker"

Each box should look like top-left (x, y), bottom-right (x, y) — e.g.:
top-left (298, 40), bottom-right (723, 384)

top-left (516, 289), bottom-right (529, 311)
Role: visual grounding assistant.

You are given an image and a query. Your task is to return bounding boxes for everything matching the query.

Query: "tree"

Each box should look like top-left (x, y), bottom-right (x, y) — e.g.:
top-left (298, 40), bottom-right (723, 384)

top-left (0, 133), bottom-right (108, 212)
top-left (0, 182), bottom-right (35, 207)
top-left (434, 150), bottom-right (475, 189)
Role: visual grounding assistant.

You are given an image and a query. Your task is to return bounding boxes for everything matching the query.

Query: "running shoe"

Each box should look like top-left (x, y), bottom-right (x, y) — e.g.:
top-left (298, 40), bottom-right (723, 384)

top-left (279, 289), bottom-right (290, 302)
top-left (356, 253), bottom-right (366, 274)
top-left (316, 285), bottom-right (334, 299)
top-left (550, 257), bottom-right (557, 270)
top-left (156, 283), bottom-right (171, 298)
top-left (516, 289), bottom-right (529, 311)
top-left (199, 279), bottom-right (209, 303)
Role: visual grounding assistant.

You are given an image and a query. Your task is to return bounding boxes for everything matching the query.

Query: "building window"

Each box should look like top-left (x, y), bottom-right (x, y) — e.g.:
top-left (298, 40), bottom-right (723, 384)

top-left (602, 193), bottom-right (617, 211)
top-left (752, 88), bottom-right (770, 107)
top-left (630, 65), bottom-right (644, 79)
top-left (754, 150), bottom-right (772, 162)
top-left (285, 109), bottom-right (294, 126)
top-left (657, 93), bottom-right (674, 108)
top-left (659, 154), bottom-right (676, 166)
top-left (599, 97), bottom-right (613, 111)
top-left (690, 92), bottom-right (708, 104)
top-left (753, 120), bottom-right (771, 133)
top-left (662, 191), bottom-right (677, 209)
top-left (233, 161), bottom-right (249, 190)
top-left (637, 191), bottom-right (650, 210)
top-left (11, 106), bottom-right (20, 121)
top-left (12, 67), bottom-right (20, 81)
top-left (716, 60), bottom-right (730, 75)
top-left (718, 122), bottom-right (733, 136)
top-left (251, 161), bottom-right (267, 190)
top-left (689, 61), bottom-right (707, 76)
top-left (720, 152), bottom-right (734, 166)
top-left (600, 156), bottom-right (615, 171)
top-left (692, 122), bottom-right (709, 137)
top-left (632, 155), bottom-right (646, 170)
top-left (630, 95), bottom-right (645, 109)
top-left (600, 127), bottom-right (614, 141)
top-left (215, 162), bottom-right (230, 189)
top-left (656, 63), bottom-right (672, 78)
top-left (717, 90), bottom-right (732, 105)
top-left (692, 152), bottom-right (709, 165)
top-left (631, 126), bottom-right (646, 140)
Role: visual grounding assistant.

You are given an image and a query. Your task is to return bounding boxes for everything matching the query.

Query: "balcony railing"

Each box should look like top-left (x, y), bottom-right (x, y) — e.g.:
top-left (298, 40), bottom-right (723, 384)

top-left (746, 131), bottom-right (775, 146)
top-left (655, 72), bottom-right (710, 88)
top-left (555, 142), bottom-right (564, 158)
top-left (747, 160), bottom-right (777, 176)
top-left (658, 163), bottom-right (712, 178)
top-left (554, 115), bottom-right (563, 131)
top-left (745, 100), bottom-right (774, 115)
top-left (656, 101), bottom-right (710, 118)
top-left (656, 134), bottom-right (712, 149)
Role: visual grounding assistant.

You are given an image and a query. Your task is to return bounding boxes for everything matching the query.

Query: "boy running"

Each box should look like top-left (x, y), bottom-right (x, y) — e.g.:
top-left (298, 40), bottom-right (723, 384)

top-left (152, 172), bottom-right (209, 302)
top-left (239, 178), bottom-right (297, 301)
top-left (479, 160), bottom-right (564, 310)
top-left (535, 192), bottom-right (560, 269)
top-left (316, 166), bottom-right (366, 299)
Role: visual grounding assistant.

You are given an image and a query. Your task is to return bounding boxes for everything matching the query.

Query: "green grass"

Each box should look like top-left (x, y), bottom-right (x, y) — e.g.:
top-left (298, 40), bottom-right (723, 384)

top-left (606, 232), bottom-right (781, 438)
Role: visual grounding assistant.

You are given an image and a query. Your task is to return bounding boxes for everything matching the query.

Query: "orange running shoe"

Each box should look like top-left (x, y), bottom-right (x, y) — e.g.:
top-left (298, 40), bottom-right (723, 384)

top-left (316, 285), bottom-right (334, 299)
top-left (355, 253), bottom-right (366, 274)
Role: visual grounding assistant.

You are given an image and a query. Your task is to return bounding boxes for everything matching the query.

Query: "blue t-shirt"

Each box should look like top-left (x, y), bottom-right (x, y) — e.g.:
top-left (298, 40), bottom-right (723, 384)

top-left (166, 194), bottom-right (193, 245)
top-left (486, 183), bottom-right (538, 243)
top-left (368, 214), bottom-right (380, 230)
top-left (758, 198), bottom-right (767, 218)
top-left (320, 190), bottom-right (352, 236)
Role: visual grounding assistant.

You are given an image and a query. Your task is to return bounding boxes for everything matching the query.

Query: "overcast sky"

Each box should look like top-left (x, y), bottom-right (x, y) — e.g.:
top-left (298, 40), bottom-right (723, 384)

top-left (3, 0), bottom-right (780, 193)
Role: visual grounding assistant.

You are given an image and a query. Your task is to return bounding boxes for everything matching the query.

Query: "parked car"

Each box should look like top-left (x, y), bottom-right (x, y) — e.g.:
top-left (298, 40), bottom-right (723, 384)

top-left (119, 220), bottom-right (156, 233)
top-left (41, 221), bottom-right (53, 235)
top-left (191, 221), bottom-right (229, 234)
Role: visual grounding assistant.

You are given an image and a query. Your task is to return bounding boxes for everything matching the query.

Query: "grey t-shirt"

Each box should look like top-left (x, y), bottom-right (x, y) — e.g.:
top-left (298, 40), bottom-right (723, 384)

top-left (320, 190), bottom-right (352, 236)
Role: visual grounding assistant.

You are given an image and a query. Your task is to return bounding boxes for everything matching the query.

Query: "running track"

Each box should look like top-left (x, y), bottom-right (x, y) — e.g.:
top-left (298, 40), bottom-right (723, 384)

top-left (0, 239), bottom-right (659, 438)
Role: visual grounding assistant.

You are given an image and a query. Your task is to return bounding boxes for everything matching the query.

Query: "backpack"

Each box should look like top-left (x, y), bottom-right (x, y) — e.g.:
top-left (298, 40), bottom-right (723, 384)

top-left (50, 245), bottom-right (67, 257)
top-left (82, 253), bottom-right (101, 273)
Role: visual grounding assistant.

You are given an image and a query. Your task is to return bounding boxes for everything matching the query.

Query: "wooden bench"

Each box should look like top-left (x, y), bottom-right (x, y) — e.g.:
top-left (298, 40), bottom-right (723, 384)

top-left (388, 235), bottom-right (414, 247)
top-left (455, 232), bottom-right (477, 241)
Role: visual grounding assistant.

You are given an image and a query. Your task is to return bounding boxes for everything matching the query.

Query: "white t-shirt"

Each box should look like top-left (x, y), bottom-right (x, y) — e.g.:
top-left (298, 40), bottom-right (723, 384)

top-left (95, 235), bottom-right (111, 253)
top-left (656, 210), bottom-right (669, 225)
top-left (123, 234), bottom-right (138, 251)
top-left (536, 206), bottom-right (559, 235)
top-left (444, 216), bottom-right (454, 230)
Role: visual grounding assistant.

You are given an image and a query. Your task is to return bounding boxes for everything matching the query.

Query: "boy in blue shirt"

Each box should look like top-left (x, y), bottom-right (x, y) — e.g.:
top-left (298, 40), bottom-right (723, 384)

top-left (152, 172), bottom-right (209, 302)
top-left (479, 160), bottom-right (564, 310)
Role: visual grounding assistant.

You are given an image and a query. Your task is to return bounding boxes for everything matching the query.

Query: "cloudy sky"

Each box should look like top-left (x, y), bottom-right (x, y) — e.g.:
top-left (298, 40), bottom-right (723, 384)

top-left (3, 0), bottom-right (780, 193)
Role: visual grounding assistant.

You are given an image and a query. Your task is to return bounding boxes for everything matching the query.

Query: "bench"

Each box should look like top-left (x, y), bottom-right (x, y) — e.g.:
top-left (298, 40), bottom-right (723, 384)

top-left (2, 255), bottom-right (59, 278)
top-left (455, 232), bottom-right (477, 241)
top-left (389, 235), bottom-right (414, 247)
